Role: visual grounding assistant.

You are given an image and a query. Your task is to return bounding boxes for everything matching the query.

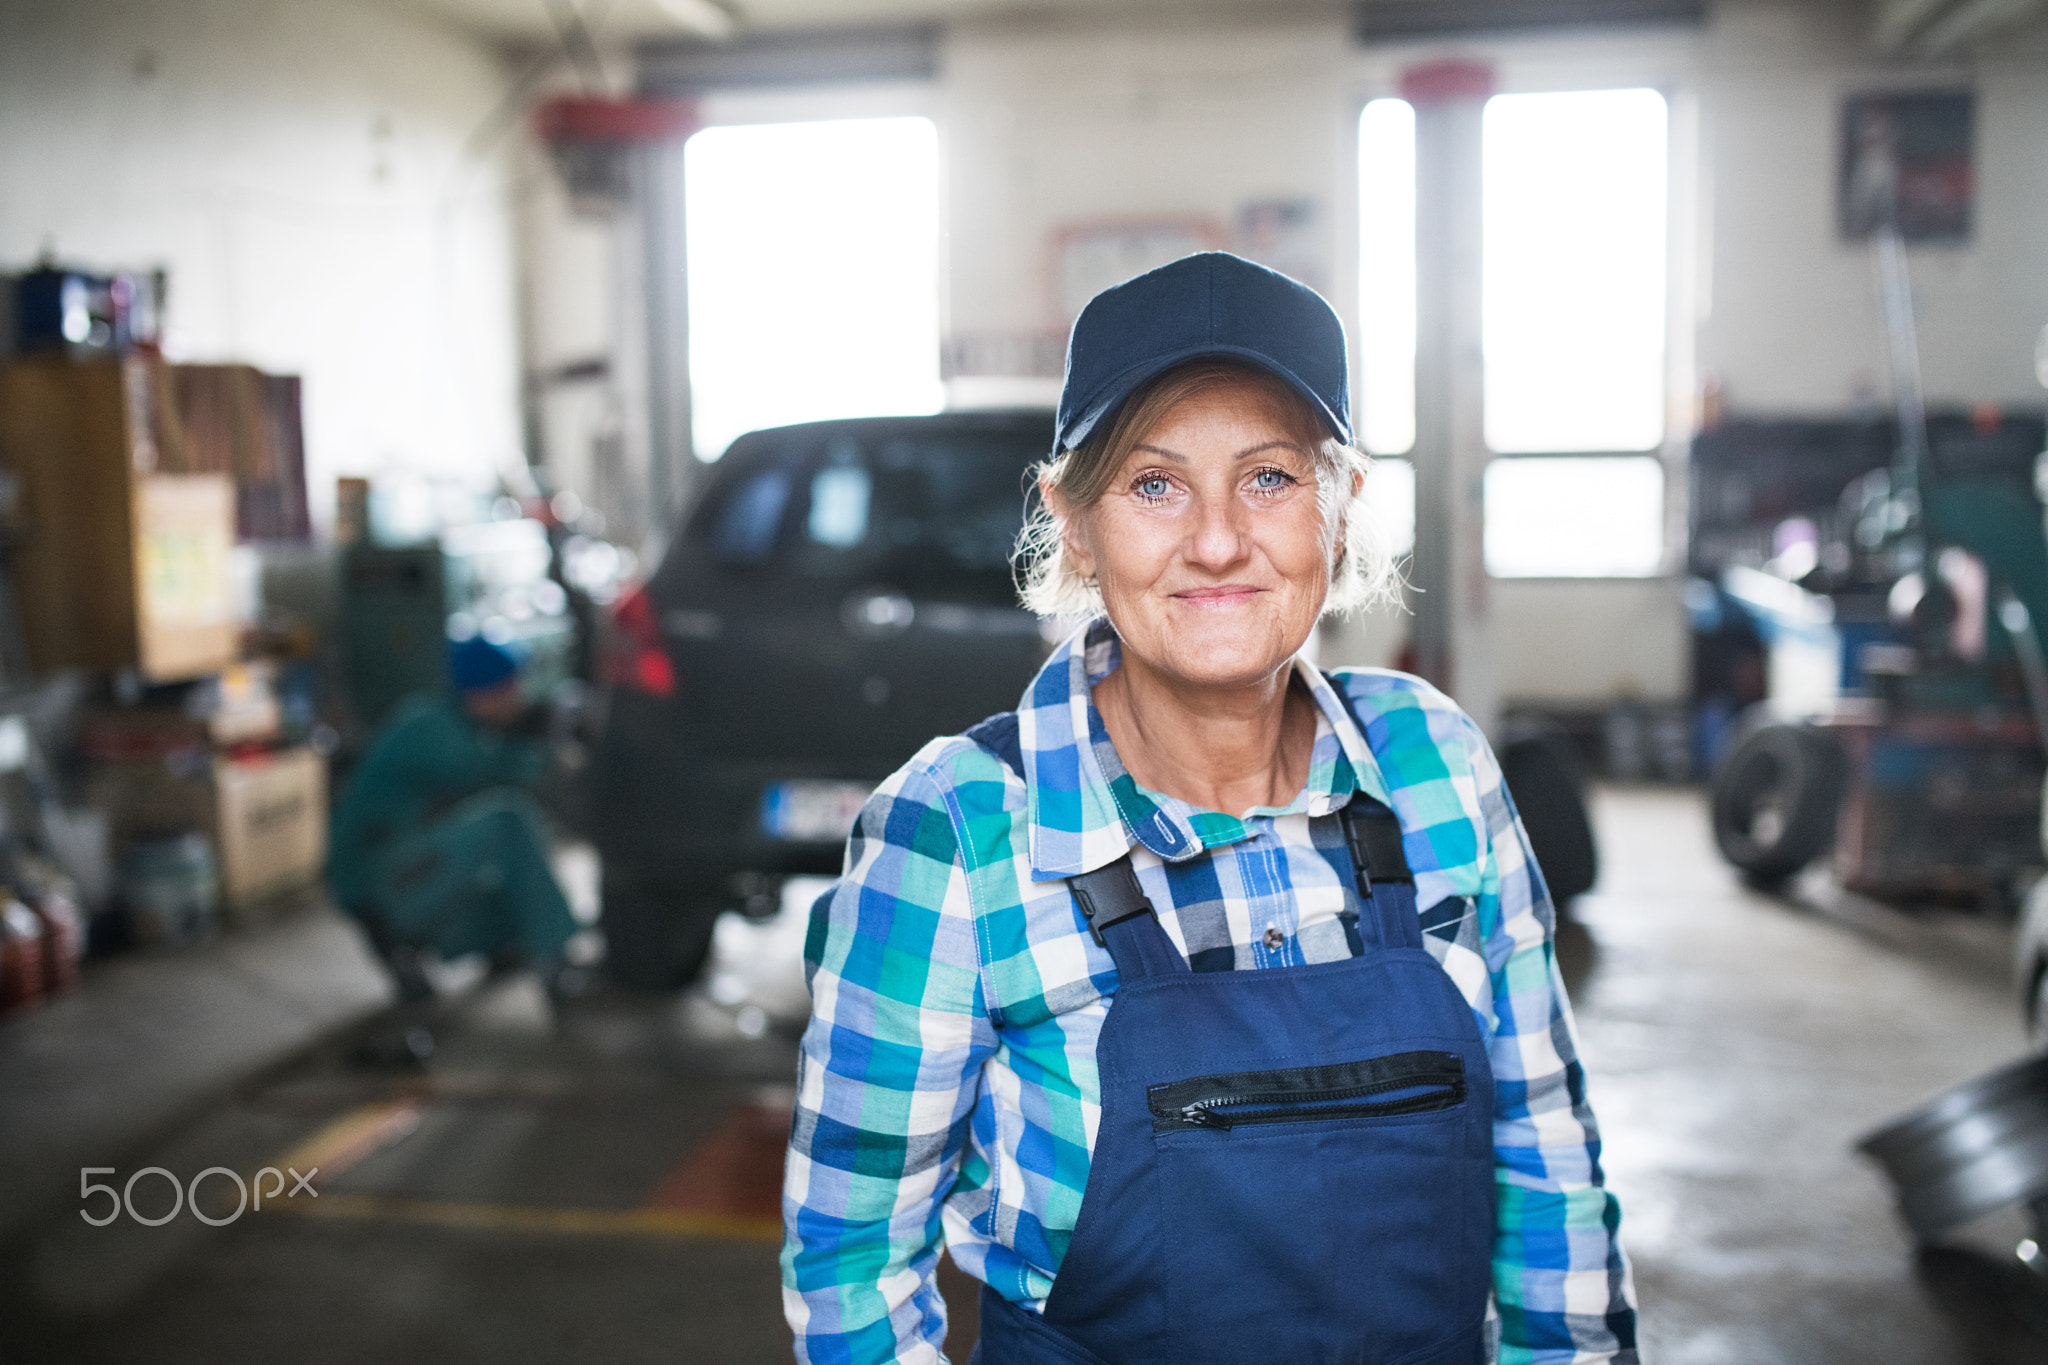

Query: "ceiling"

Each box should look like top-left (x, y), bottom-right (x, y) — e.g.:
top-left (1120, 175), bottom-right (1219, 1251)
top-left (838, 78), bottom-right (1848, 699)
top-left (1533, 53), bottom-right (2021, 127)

top-left (391, 0), bottom-right (2048, 53)
top-left (393, 0), bottom-right (1321, 45)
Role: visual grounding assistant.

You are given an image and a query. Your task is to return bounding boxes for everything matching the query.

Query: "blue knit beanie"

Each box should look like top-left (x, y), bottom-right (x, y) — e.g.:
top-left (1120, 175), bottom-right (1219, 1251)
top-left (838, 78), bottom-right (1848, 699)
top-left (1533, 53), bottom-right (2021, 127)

top-left (449, 636), bottom-right (520, 693)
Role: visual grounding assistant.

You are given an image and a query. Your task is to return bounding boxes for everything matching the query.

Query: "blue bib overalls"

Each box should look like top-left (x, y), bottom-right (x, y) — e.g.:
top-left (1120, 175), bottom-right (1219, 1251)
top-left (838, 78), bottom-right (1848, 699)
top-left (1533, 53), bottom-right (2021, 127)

top-left (971, 783), bottom-right (1498, 1365)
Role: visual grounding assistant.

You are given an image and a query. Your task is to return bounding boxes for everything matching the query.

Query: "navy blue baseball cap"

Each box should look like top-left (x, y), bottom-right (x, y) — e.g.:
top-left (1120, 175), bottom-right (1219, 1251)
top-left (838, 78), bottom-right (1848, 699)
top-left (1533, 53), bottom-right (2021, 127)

top-left (1056, 251), bottom-right (1351, 453)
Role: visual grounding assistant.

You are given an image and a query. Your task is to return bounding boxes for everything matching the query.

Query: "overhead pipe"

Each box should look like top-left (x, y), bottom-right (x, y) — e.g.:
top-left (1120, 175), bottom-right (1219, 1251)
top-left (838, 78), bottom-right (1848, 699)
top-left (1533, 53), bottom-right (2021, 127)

top-left (1872, 0), bottom-right (1963, 49)
top-left (1913, 0), bottom-right (2048, 52)
top-left (1872, 0), bottom-right (2048, 52)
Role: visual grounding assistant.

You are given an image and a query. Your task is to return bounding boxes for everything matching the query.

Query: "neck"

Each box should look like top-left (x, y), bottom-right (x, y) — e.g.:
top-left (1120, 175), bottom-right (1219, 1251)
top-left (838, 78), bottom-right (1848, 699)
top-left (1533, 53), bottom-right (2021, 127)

top-left (1092, 647), bottom-right (1316, 816)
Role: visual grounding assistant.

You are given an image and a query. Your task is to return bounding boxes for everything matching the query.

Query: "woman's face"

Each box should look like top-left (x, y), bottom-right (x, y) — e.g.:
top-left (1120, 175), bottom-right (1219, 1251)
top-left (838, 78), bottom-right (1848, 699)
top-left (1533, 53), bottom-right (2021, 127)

top-left (1060, 377), bottom-right (1336, 693)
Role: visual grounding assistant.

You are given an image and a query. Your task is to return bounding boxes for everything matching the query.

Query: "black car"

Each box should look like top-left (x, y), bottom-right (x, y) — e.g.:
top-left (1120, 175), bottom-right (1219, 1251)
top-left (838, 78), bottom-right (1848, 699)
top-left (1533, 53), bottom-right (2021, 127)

top-left (589, 410), bottom-right (1056, 988)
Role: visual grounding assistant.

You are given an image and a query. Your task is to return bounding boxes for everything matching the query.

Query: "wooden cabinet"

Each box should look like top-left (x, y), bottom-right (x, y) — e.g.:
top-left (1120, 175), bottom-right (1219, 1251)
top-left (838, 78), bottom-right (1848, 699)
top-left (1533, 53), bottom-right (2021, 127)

top-left (0, 358), bottom-right (237, 681)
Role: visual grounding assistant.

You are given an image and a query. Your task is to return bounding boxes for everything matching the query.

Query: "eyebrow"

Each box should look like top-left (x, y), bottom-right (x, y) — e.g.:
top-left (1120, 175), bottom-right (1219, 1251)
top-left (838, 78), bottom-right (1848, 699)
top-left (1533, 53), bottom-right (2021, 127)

top-left (1130, 439), bottom-right (1306, 463)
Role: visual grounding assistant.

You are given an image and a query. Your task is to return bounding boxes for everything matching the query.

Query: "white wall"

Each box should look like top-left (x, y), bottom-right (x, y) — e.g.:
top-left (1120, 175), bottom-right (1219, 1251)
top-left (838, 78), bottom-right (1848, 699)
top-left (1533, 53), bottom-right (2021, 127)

top-left (1318, 578), bottom-right (1691, 705)
top-left (943, 13), bottom-right (1353, 351)
top-left (0, 0), bottom-right (526, 529)
top-left (1490, 578), bottom-right (1690, 703)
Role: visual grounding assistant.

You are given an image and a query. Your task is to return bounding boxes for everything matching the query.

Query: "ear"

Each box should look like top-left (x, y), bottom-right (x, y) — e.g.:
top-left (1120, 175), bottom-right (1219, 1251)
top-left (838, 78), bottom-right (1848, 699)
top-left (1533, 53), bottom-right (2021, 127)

top-left (1045, 477), bottom-right (1097, 581)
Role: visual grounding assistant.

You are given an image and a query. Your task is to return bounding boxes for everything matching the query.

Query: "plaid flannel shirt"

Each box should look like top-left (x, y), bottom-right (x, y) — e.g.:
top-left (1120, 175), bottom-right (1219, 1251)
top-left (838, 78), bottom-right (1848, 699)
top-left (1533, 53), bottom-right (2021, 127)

top-left (783, 620), bottom-right (1637, 1364)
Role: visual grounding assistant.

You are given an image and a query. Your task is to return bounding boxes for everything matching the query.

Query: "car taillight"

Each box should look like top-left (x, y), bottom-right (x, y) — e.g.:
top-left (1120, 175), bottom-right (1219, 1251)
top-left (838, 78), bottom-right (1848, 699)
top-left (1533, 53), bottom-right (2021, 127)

top-left (605, 584), bottom-right (676, 698)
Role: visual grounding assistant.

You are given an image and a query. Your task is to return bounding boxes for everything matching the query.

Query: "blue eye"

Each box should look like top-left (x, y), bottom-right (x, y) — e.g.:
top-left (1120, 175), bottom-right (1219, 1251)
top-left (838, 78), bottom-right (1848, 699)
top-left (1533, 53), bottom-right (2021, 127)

top-left (1137, 475), bottom-right (1171, 499)
top-left (1253, 468), bottom-right (1291, 490)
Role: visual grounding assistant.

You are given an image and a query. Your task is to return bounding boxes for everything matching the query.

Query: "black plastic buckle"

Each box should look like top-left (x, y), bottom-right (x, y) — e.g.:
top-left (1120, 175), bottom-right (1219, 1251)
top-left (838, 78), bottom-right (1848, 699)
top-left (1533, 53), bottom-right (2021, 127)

top-left (1341, 798), bottom-right (1413, 900)
top-left (1070, 857), bottom-right (1155, 948)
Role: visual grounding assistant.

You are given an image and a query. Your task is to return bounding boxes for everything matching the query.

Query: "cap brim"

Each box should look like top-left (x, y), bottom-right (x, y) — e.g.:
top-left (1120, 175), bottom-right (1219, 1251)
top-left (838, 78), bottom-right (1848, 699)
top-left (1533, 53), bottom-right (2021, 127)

top-left (1058, 344), bottom-right (1351, 453)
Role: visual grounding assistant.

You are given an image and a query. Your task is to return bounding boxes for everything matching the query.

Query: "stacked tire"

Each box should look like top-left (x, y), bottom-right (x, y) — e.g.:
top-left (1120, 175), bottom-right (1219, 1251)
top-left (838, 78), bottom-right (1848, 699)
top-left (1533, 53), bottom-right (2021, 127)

top-left (1500, 726), bottom-right (1600, 908)
top-left (1709, 721), bottom-right (1847, 888)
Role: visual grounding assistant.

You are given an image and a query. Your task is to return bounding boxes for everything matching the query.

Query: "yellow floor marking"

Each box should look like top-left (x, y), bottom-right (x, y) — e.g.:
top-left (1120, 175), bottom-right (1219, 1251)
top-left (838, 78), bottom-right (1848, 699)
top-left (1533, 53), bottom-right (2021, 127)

top-left (277, 1191), bottom-right (781, 1242)
top-left (271, 1099), bottom-right (426, 1184)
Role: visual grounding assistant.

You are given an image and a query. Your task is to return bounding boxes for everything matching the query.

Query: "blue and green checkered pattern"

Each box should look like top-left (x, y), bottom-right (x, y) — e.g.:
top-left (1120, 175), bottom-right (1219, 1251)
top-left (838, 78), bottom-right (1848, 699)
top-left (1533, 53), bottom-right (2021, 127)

top-left (782, 621), bottom-right (1637, 1364)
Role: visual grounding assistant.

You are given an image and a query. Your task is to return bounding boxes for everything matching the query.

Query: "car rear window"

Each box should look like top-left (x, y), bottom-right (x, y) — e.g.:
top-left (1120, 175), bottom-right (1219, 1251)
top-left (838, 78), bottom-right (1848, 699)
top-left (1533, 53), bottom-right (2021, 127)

top-left (713, 465), bottom-right (795, 564)
top-left (703, 424), bottom-right (1042, 600)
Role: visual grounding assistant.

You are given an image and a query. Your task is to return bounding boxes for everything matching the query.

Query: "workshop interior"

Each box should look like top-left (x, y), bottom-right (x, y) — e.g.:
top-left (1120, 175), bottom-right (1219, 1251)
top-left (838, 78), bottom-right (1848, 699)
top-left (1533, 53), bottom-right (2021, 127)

top-left (5, 0), bottom-right (2048, 1360)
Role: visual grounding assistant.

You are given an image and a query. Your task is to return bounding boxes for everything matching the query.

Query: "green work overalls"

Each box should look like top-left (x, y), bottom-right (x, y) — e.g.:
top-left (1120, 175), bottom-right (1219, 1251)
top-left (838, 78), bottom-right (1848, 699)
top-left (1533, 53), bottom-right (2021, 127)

top-left (327, 695), bottom-right (576, 963)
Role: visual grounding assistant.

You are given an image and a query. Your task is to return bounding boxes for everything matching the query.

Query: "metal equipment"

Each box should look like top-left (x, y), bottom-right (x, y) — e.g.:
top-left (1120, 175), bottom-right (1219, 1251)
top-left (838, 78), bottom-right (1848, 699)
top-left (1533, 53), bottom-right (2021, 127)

top-left (340, 518), bottom-right (576, 730)
top-left (1707, 217), bottom-right (2048, 905)
top-left (1707, 429), bottom-right (2048, 900)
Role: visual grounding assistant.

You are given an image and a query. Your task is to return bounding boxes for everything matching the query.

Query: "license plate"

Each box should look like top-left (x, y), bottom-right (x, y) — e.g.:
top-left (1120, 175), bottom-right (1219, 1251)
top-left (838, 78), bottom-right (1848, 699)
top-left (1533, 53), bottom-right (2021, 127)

top-left (760, 780), bottom-right (872, 842)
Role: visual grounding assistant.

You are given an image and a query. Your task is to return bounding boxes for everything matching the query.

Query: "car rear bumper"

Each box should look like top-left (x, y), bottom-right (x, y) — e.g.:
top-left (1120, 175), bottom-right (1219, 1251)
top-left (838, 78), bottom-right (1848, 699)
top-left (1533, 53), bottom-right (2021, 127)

top-left (587, 703), bottom-right (878, 886)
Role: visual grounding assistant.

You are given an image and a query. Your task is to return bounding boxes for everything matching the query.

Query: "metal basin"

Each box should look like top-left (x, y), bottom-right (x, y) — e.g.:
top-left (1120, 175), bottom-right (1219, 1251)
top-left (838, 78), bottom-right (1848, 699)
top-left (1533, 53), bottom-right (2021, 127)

top-left (1858, 1053), bottom-right (2048, 1243)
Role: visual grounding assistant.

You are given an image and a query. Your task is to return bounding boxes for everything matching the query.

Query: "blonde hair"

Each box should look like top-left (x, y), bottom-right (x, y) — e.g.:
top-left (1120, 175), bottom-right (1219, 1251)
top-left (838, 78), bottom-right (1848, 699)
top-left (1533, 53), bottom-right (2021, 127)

top-left (1015, 359), bottom-right (1396, 619)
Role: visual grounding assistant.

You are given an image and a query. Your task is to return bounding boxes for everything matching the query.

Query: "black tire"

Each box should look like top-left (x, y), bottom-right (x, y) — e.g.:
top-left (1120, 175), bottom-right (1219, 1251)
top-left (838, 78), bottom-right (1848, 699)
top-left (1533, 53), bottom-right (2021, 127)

top-left (599, 868), bottom-right (724, 992)
top-left (1501, 729), bottom-right (1599, 906)
top-left (1709, 723), bottom-right (1846, 886)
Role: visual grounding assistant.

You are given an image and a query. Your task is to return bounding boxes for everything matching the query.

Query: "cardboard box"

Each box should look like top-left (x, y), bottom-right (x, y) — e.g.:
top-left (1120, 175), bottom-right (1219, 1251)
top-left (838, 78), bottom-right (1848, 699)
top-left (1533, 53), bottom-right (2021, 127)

top-left (134, 474), bottom-right (237, 681)
top-left (0, 359), bottom-right (238, 681)
top-left (213, 748), bottom-right (326, 907)
top-left (86, 745), bottom-right (327, 912)
top-left (207, 662), bottom-right (284, 747)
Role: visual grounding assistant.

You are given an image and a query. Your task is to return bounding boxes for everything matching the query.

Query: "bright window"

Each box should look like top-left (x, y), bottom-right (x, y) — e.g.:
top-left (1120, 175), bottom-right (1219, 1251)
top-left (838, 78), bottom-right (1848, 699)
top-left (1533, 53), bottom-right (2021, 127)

top-left (1483, 456), bottom-right (1664, 577)
top-left (1357, 98), bottom-right (1417, 457)
top-left (1482, 89), bottom-right (1668, 454)
top-left (683, 117), bottom-right (943, 460)
top-left (806, 466), bottom-right (872, 548)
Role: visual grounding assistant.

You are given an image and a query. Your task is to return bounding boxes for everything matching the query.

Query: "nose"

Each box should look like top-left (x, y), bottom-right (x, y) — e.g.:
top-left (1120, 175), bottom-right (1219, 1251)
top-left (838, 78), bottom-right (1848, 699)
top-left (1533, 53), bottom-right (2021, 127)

top-left (1184, 485), bottom-right (1252, 572)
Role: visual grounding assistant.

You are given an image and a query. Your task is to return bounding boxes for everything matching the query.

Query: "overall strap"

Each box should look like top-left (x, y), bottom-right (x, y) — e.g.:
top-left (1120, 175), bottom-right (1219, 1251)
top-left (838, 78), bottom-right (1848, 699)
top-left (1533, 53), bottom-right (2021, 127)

top-left (1069, 857), bottom-right (1188, 982)
top-left (1339, 796), bottom-right (1422, 952)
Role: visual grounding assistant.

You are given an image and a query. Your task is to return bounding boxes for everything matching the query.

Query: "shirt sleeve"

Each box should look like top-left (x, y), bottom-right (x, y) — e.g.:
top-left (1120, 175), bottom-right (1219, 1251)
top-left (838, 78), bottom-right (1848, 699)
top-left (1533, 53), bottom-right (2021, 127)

top-left (781, 755), bottom-right (998, 1365)
top-left (1461, 715), bottom-right (1640, 1364)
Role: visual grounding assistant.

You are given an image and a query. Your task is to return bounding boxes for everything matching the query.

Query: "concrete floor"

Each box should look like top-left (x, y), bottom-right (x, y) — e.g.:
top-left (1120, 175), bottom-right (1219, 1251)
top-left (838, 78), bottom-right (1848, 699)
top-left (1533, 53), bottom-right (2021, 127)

top-left (0, 889), bottom-right (390, 1246)
top-left (2, 787), bottom-right (2044, 1362)
top-left (1574, 787), bottom-right (2038, 1364)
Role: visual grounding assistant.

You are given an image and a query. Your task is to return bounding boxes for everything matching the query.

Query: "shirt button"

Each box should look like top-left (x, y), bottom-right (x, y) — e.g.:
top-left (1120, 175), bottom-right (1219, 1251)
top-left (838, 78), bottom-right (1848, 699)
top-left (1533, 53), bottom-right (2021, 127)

top-left (1264, 926), bottom-right (1285, 950)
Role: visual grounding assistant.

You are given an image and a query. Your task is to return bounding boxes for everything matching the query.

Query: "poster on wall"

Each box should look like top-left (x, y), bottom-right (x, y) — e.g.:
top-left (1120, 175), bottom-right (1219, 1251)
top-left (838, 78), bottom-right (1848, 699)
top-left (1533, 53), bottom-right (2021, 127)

top-left (1839, 90), bottom-right (1974, 243)
top-left (1234, 198), bottom-right (1326, 295)
top-left (1050, 217), bottom-right (1225, 322)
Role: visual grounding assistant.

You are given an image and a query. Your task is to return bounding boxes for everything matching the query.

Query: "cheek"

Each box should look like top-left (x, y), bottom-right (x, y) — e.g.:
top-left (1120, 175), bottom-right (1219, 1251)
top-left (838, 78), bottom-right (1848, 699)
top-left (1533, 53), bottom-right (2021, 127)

top-left (1086, 503), bottom-right (1175, 585)
top-left (1266, 502), bottom-right (1338, 583)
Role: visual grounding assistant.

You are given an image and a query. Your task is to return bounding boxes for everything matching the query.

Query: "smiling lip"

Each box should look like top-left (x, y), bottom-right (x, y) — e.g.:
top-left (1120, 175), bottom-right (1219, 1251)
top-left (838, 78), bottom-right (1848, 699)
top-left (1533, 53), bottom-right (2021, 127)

top-left (1172, 584), bottom-right (1264, 605)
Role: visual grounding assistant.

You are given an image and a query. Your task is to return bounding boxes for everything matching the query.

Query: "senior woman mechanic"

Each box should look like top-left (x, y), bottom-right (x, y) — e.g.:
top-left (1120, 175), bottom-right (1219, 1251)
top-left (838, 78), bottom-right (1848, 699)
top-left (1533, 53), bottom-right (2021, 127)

top-left (781, 253), bottom-right (1637, 1365)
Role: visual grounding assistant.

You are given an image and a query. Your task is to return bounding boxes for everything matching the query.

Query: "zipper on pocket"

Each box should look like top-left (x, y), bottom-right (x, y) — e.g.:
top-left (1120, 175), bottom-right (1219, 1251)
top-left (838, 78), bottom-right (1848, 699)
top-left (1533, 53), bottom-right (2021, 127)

top-left (1147, 1051), bottom-right (1465, 1132)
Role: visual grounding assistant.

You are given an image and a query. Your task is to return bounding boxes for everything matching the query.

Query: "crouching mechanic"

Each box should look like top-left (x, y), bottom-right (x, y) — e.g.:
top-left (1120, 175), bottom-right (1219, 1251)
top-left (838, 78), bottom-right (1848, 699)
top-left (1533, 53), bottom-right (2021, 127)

top-left (327, 636), bottom-right (579, 1010)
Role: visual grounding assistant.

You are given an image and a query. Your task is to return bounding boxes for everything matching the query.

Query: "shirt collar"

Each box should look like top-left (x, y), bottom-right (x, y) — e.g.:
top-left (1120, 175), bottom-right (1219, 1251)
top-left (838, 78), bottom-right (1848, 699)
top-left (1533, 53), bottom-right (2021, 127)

top-left (1018, 618), bottom-right (1395, 880)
